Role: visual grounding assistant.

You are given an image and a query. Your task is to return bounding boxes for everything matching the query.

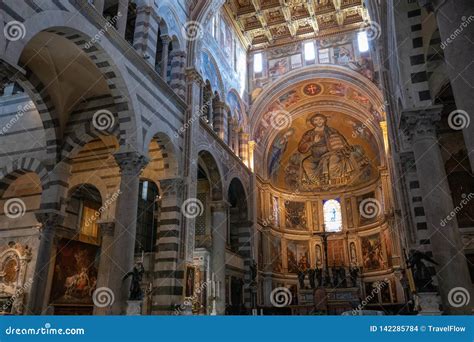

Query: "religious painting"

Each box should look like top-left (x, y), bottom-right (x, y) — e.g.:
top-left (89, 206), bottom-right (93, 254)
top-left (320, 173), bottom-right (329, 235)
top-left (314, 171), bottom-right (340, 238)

top-left (333, 43), bottom-right (354, 65)
top-left (268, 128), bottom-right (295, 180)
top-left (271, 196), bottom-right (280, 226)
top-left (312, 202), bottom-right (319, 231)
top-left (327, 239), bottom-right (345, 267)
top-left (50, 239), bottom-right (99, 305)
top-left (288, 113), bottom-right (373, 191)
top-left (185, 266), bottom-right (196, 297)
top-left (200, 51), bottom-right (220, 92)
top-left (284, 201), bottom-right (307, 230)
top-left (380, 281), bottom-right (392, 303)
top-left (278, 90), bottom-right (300, 108)
top-left (287, 240), bottom-right (309, 273)
top-left (303, 83), bottom-right (323, 96)
top-left (270, 235), bottom-right (282, 273)
top-left (327, 83), bottom-right (347, 96)
top-left (382, 229), bottom-right (393, 267)
top-left (357, 192), bottom-right (378, 226)
top-left (227, 91), bottom-right (244, 123)
top-left (269, 57), bottom-right (289, 77)
top-left (361, 233), bottom-right (384, 271)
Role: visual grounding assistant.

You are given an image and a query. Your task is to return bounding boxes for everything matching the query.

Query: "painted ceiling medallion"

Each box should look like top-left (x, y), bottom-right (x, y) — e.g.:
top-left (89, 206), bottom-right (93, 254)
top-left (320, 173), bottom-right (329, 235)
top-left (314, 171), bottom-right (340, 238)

top-left (303, 83), bottom-right (323, 96)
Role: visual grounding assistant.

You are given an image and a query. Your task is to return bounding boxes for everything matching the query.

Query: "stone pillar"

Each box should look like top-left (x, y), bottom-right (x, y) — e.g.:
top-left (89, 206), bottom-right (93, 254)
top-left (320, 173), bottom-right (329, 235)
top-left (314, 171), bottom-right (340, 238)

top-left (233, 124), bottom-right (240, 155)
top-left (109, 150), bottom-right (148, 314)
top-left (133, 5), bottom-right (159, 66)
top-left (116, 0), bottom-right (129, 38)
top-left (160, 35), bottom-right (171, 80)
top-left (213, 101), bottom-right (226, 139)
top-left (94, 221), bottom-right (115, 315)
top-left (169, 50), bottom-right (186, 98)
top-left (431, 0), bottom-right (474, 171)
top-left (28, 212), bottom-right (64, 315)
top-left (239, 132), bottom-right (249, 165)
top-left (92, 0), bottom-right (105, 14)
top-left (152, 178), bottom-right (185, 314)
top-left (211, 201), bottom-right (229, 315)
top-left (401, 106), bottom-right (474, 314)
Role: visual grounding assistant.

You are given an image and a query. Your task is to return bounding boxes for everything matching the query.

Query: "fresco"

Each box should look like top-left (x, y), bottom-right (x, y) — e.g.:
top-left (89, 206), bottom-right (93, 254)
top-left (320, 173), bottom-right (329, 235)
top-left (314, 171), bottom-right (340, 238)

top-left (227, 91), bottom-right (244, 123)
top-left (361, 233), bottom-right (385, 271)
top-left (269, 57), bottom-right (289, 77)
top-left (200, 51), bottom-right (220, 93)
top-left (284, 201), bottom-right (307, 230)
top-left (270, 235), bottom-right (282, 273)
top-left (50, 239), bottom-right (99, 305)
top-left (267, 112), bottom-right (378, 192)
top-left (287, 240), bottom-right (309, 273)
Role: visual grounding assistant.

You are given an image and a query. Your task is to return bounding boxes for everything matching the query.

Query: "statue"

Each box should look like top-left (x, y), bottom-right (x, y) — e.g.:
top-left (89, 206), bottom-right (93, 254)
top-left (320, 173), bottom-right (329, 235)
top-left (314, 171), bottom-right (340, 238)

top-left (408, 250), bottom-right (439, 292)
top-left (123, 262), bottom-right (145, 300)
top-left (349, 266), bottom-right (359, 287)
top-left (307, 268), bottom-right (316, 289)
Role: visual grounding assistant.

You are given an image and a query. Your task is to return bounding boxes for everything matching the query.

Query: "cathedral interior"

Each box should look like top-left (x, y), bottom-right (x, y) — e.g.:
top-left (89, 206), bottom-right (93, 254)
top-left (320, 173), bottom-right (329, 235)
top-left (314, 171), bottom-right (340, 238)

top-left (0, 0), bottom-right (472, 316)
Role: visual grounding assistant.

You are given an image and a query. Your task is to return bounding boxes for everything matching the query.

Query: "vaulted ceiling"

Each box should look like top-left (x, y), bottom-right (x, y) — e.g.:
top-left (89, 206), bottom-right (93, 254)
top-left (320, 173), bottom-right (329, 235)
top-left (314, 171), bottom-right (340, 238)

top-left (224, 0), bottom-right (368, 49)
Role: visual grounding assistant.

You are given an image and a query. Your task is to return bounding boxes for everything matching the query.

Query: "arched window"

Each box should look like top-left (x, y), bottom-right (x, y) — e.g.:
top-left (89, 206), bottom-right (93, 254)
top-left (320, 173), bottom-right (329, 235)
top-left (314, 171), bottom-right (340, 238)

top-left (323, 199), bottom-right (342, 233)
top-left (135, 180), bottom-right (159, 253)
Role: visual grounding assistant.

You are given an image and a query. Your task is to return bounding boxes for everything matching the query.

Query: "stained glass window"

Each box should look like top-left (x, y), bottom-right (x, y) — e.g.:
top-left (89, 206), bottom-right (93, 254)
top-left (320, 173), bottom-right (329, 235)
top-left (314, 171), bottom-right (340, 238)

top-left (323, 199), bottom-right (342, 232)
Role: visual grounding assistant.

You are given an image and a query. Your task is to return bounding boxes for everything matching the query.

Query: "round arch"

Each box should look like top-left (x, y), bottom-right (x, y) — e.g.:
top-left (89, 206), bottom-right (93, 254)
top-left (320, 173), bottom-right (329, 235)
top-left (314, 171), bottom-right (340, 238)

top-left (197, 150), bottom-right (224, 201)
top-left (2, 10), bottom-right (142, 151)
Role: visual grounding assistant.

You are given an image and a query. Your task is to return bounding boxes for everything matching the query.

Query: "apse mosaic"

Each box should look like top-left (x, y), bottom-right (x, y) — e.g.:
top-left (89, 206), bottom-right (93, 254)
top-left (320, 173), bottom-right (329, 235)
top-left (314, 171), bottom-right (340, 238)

top-left (267, 112), bottom-right (379, 192)
top-left (254, 80), bottom-right (383, 146)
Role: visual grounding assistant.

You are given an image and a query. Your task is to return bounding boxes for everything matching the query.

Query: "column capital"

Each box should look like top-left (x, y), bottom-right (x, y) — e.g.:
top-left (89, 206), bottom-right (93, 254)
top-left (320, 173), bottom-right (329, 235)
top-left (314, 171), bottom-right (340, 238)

top-left (159, 177), bottom-right (186, 194)
top-left (210, 200), bottom-right (230, 211)
top-left (400, 105), bottom-right (443, 142)
top-left (98, 221), bottom-right (115, 237)
top-left (185, 68), bottom-right (204, 84)
top-left (35, 210), bottom-right (64, 228)
top-left (114, 150), bottom-right (149, 176)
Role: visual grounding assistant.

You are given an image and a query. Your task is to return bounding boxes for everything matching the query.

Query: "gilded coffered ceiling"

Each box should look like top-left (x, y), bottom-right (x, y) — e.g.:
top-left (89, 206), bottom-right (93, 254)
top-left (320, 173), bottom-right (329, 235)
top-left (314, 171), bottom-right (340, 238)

top-left (224, 0), bottom-right (369, 49)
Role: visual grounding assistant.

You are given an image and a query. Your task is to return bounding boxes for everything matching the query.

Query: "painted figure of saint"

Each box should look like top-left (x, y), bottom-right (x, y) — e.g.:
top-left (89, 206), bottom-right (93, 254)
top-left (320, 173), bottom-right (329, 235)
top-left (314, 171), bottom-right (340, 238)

top-left (298, 113), bottom-right (356, 185)
top-left (268, 128), bottom-right (295, 178)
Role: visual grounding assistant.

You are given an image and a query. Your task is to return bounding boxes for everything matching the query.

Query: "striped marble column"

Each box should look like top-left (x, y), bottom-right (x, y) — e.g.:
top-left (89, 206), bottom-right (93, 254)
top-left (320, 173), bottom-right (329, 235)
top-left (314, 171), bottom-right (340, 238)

top-left (212, 100), bottom-right (226, 139)
top-left (169, 50), bottom-right (186, 98)
top-left (160, 35), bottom-right (171, 80)
top-left (132, 5), bottom-right (159, 66)
top-left (237, 221), bottom-right (253, 307)
top-left (238, 131), bottom-right (249, 164)
top-left (152, 178), bottom-right (185, 314)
